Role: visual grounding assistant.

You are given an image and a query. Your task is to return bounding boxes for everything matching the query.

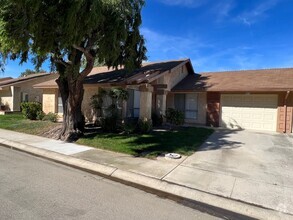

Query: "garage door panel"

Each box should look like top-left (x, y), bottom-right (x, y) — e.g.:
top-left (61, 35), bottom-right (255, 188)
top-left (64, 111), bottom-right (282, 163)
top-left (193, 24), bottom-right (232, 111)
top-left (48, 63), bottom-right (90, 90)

top-left (221, 94), bottom-right (277, 131)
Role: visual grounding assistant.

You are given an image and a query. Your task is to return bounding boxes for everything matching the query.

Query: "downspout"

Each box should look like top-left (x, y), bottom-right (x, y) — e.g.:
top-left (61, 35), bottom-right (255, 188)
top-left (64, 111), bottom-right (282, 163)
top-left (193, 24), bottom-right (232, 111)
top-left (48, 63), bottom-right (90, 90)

top-left (283, 91), bottom-right (290, 133)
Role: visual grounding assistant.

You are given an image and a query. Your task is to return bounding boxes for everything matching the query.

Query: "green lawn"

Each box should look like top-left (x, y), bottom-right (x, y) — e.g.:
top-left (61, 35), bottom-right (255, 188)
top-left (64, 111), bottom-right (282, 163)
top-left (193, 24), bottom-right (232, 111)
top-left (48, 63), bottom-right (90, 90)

top-left (77, 127), bottom-right (214, 157)
top-left (0, 113), bottom-right (214, 157)
top-left (0, 113), bottom-right (58, 135)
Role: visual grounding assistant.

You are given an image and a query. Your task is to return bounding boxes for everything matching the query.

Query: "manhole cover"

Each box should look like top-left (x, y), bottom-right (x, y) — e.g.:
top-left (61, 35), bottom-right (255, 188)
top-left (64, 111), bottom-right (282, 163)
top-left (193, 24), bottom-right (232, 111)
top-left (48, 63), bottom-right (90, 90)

top-left (165, 153), bottom-right (181, 159)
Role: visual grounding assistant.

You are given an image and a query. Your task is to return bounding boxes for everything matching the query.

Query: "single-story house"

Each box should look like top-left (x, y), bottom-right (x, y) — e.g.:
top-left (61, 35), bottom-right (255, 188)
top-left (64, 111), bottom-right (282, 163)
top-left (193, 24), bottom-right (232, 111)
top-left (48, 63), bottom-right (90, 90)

top-left (0, 73), bottom-right (57, 111)
top-left (34, 59), bottom-right (193, 122)
top-left (34, 59), bottom-right (293, 133)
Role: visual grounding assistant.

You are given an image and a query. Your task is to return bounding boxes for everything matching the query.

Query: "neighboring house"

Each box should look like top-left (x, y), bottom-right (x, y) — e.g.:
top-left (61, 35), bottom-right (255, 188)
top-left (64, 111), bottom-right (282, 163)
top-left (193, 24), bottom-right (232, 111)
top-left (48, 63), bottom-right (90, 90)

top-left (0, 73), bottom-right (57, 111)
top-left (34, 59), bottom-right (293, 134)
top-left (0, 77), bottom-right (13, 82)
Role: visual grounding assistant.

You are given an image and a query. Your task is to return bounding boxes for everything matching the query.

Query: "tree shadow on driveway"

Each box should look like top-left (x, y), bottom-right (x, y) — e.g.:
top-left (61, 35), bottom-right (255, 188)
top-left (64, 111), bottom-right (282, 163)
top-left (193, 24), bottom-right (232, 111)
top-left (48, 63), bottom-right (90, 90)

top-left (197, 129), bottom-right (244, 151)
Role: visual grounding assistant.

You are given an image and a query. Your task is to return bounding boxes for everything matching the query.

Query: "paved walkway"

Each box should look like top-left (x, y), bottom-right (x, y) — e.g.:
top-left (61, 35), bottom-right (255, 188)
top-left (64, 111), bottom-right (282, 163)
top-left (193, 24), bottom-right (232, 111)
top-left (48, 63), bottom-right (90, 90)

top-left (0, 128), bottom-right (292, 219)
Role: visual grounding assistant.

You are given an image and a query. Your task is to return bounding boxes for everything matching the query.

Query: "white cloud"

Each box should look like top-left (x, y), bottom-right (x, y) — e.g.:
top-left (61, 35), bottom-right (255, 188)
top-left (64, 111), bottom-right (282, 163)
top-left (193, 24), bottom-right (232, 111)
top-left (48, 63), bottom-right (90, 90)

top-left (140, 28), bottom-right (265, 72)
top-left (157, 0), bottom-right (207, 8)
top-left (141, 27), bottom-right (213, 62)
top-left (237, 0), bottom-right (280, 26)
top-left (211, 0), bottom-right (235, 22)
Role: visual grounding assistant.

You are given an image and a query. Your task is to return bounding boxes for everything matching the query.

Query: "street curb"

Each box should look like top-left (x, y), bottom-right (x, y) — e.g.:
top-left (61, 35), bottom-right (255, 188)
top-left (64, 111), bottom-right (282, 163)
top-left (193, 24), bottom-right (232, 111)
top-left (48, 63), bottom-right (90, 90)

top-left (0, 138), bottom-right (291, 220)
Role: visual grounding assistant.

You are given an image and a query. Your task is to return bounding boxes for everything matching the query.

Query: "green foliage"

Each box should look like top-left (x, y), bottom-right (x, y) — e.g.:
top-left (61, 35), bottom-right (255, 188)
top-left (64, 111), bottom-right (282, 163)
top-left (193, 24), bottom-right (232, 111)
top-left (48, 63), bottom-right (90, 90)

top-left (109, 88), bottom-right (129, 101)
top-left (0, 0), bottom-right (146, 71)
top-left (101, 116), bottom-right (119, 133)
top-left (77, 127), bottom-right (214, 157)
top-left (0, 113), bottom-right (59, 135)
top-left (0, 0), bottom-right (146, 138)
top-left (19, 69), bottom-right (45, 77)
top-left (43, 112), bottom-right (58, 122)
top-left (21, 102), bottom-right (42, 120)
top-left (152, 112), bottom-right (163, 127)
top-left (137, 118), bottom-right (153, 134)
top-left (165, 108), bottom-right (185, 126)
top-left (91, 88), bottom-right (129, 130)
top-left (90, 88), bottom-right (107, 118)
top-left (36, 111), bottom-right (46, 120)
top-left (122, 117), bottom-right (138, 134)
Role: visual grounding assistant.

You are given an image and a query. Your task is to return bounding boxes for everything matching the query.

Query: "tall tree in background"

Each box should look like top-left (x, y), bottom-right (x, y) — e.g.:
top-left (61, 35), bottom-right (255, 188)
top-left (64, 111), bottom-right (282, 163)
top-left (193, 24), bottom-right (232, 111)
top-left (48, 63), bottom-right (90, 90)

top-left (0, 0), bottom-right (146, 141)
top-left (20, 69), bottom-right (46, 77)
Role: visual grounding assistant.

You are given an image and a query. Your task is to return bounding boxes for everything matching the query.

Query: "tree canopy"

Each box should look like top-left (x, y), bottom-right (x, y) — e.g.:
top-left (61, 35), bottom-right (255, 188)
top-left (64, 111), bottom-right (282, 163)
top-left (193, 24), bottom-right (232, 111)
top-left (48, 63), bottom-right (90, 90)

top-left (0, 0), bottom-right (146, 141)
top-left (0, 0), bottom-right (146, 71)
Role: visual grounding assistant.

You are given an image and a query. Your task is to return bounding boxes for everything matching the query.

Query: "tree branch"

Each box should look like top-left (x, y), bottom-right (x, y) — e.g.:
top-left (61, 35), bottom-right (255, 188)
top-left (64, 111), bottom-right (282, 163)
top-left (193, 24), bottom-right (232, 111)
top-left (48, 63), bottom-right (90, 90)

top-left (80, 55), bottom-right (94, 78)
top-left (53, 57), bottom-right (71, 67)
top-left (73, 39), bottom-right (96, 79)
top-left (73, 44), bottom-right (94, 60)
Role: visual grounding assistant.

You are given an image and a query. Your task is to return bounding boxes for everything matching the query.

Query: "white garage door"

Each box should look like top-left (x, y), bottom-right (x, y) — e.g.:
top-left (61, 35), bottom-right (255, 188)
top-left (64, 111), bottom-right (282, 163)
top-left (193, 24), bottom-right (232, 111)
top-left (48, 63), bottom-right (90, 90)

top-left (221, 94), bottom-right (278, 131)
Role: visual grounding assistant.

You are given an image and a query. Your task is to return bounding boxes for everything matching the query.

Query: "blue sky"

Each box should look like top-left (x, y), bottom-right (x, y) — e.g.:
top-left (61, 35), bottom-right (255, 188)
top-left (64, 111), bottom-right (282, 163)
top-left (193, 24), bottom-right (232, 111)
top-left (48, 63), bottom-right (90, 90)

top-left (2, 0), bottom-right (293, 77)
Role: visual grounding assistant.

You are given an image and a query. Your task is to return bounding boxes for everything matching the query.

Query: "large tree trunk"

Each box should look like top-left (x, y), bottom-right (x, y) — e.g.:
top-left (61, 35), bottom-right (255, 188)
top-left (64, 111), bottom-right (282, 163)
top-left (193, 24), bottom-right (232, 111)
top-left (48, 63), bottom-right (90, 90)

top-left (56, 76), bottom-right (85, 142)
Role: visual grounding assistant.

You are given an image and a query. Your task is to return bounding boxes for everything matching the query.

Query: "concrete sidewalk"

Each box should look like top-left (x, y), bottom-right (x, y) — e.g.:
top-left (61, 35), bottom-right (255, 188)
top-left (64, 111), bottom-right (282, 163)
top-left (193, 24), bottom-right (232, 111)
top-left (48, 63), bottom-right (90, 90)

top-left (0, 128), bottom-right (291, 220)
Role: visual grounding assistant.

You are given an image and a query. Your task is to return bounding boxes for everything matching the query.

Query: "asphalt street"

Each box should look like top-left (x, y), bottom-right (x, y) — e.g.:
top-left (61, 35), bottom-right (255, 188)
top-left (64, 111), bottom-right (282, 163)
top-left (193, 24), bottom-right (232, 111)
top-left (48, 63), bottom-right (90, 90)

top-left (0, 146), bottom-right (221, 220)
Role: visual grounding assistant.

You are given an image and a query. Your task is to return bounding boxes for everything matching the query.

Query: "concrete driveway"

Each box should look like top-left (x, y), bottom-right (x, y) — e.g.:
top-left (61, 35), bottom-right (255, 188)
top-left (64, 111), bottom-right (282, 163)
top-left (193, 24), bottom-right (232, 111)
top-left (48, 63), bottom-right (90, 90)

top-left (163, 130), bottom-right (293, 214)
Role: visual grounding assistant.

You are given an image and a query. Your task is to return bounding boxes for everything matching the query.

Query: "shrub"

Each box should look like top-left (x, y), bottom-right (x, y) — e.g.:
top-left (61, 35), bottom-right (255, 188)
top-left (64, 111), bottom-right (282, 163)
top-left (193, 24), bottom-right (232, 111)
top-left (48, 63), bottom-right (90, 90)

top-left (36, 111), bottom-right (46, 120)
top-left (101, 116), bottom-right (119, 132)
top-left (152, 112), bottom-right (163, 127)
top-left (165, 108), bottom-right (185, 126)
top-left (137, 118), bottom-right (153, 134)
top-left (21, 102), bottom-right (42, 120)
top-left (122, 118), bottom-right (138, 134)
top-left (43, 112), bottom-right (58, 122)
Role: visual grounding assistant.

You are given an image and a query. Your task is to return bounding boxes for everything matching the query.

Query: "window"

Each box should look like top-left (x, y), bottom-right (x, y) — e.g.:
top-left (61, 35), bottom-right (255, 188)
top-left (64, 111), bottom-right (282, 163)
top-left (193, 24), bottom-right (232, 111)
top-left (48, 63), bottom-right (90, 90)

top-left (21, 92), bottom-right (29, 102)
top-left (58, 95), bottom-right (63, 114)
top-left (185, 94), bottom-right (198, 119)
top-left (127, 89), bottom-right (140, 117)
top-left (174, 93), bottom-right (198, 120)
top-left (35, 96), bottom-right (40, 102)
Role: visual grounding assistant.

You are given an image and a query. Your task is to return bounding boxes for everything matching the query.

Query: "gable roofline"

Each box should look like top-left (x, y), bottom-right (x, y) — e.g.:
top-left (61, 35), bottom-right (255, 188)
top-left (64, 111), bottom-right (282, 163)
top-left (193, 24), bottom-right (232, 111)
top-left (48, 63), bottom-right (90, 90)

top-left (0, 73), bottom-right (56, 89)
top-left (34, 59), bottom-right (195, 89)
top-left (125, 58), bottom-right (194, 84)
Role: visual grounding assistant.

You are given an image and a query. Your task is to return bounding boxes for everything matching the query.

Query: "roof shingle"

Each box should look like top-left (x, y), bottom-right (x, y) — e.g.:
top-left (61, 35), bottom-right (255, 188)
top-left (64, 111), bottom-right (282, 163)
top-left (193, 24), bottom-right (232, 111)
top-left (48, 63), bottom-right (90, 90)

top-left (172, 68), bottom-right (293, 92)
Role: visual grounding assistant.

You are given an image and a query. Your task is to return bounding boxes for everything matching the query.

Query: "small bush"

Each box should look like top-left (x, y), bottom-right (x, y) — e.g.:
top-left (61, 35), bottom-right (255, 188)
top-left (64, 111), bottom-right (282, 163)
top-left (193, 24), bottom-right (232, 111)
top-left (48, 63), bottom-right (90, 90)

top-left (101, 116), bottom-right (119, 132)
top-left (37, 111), bottom-right (46, 120)
top-left (122, 118), bottom-right (138, 134)
top-left (152, 112), bottom-right (163, 127)
top-left (165, 108), bottom-right (185, 126)
top-left (21, 102), bottom-right (42, 120)
top-left (43, 112), bottom-right (58, 122)
top-left (137, 118), bottom-right (153, 134)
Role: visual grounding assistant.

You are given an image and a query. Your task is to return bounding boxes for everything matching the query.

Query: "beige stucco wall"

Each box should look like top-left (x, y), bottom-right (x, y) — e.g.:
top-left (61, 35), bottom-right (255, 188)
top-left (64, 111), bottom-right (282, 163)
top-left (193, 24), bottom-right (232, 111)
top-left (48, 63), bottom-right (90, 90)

top-left (162, 65), bottom-right (189, 91)
top-left (139, 90), bottom-right (152, 119)
top-left (19, 76), bottom-right (53, 105)
top-left (42, 88), bottom-right (58, 114)
top-left (156, 94), bottom-right (167, 115)
top-left (13, 87), bottom-right (21, 111)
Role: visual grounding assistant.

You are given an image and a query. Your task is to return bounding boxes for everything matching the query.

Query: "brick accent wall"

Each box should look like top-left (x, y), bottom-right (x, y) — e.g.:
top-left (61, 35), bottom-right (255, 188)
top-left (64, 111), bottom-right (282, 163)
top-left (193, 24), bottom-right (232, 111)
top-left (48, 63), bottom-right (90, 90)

top-left (206, 92), bottom-right (220, 127)
top-left (277, 92), bottom-right (293, 133)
